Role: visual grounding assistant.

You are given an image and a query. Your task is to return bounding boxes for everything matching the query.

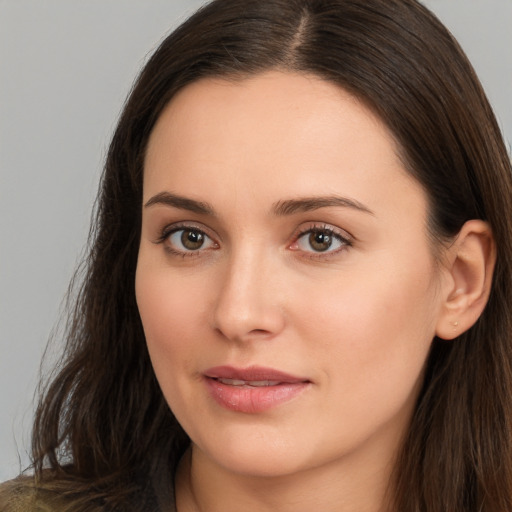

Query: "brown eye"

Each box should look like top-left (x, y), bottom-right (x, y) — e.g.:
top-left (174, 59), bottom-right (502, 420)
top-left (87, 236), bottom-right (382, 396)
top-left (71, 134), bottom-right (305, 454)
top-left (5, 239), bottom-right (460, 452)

top-left (181, 229), bottom-right (205, 250)
top-left (295, 227), bottom-right (350, 254)
top-left (308, 231), bottom-right (333, 252)
top-left (166, 227), bottom-right (216, 253)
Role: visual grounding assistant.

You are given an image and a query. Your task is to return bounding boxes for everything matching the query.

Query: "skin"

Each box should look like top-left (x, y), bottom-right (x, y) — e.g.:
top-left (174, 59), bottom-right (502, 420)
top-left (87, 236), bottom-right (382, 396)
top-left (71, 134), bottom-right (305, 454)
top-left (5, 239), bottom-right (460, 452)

top-left (136, 71), bottom-right (452, 512)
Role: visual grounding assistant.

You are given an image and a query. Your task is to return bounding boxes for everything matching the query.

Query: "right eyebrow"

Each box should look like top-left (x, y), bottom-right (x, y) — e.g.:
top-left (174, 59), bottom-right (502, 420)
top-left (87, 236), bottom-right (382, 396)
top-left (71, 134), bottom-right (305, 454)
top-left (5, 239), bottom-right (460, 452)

top-left (144, 191), bottom-right (215, 215)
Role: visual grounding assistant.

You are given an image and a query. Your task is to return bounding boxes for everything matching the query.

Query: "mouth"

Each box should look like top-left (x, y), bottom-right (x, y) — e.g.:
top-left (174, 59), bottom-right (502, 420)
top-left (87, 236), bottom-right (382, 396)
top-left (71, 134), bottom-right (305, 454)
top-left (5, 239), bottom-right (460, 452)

top-left (215, 378), bottom-right (283, 387)
top-left (203, 366), bottom-right (311, 413)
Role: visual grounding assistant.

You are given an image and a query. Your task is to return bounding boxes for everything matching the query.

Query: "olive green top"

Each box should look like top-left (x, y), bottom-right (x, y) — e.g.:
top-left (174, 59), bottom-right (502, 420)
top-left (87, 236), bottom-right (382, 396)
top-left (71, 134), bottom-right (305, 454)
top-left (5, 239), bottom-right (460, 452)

top-left (0, 475), bottom-right (175, 512)
top-left (0, 478), bottom-right (56, 512)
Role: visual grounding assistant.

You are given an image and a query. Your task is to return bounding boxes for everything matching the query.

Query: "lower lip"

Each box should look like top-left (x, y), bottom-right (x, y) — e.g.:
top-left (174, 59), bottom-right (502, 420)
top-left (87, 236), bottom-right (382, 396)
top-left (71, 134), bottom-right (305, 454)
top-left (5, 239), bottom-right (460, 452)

top-left (205, 378), bottom-right (310, 413)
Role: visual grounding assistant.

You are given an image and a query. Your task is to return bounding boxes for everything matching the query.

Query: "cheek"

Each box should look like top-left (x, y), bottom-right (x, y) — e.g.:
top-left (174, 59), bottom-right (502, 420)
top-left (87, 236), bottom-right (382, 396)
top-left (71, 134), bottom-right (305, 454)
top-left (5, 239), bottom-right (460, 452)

top-left (135, 265), bottom-right (208, 392)
top-left (287, 267), bottom-right (437, 456)
top-left (293, 256), bottom-right (438, 401)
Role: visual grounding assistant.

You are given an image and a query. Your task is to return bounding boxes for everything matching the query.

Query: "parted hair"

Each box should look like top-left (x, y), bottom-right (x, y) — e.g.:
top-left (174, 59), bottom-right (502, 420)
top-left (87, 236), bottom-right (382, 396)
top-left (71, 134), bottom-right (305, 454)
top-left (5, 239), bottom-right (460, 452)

top-left (3, 0), bottom-right (512, 510)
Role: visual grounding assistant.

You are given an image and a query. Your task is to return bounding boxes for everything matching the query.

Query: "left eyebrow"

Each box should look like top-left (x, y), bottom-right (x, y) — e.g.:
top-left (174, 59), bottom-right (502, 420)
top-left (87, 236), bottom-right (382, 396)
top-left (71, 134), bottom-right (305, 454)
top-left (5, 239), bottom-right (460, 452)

top-left (272, 196), bottom-right (375, 216)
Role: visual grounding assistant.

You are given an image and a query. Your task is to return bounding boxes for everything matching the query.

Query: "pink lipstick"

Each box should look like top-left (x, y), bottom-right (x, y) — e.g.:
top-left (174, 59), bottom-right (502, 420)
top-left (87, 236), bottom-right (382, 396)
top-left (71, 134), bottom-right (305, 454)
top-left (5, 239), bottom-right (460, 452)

top-left (203, 366), bottom-right (311, 413)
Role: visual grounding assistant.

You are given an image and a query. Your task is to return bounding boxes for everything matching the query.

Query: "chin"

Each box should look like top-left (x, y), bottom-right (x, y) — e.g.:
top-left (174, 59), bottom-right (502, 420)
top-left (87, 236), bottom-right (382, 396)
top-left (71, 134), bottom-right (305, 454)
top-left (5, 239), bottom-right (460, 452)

top-left (211, 450), bottom-right (308, 479)
top-left (191, 428), bottom-right (327, 480)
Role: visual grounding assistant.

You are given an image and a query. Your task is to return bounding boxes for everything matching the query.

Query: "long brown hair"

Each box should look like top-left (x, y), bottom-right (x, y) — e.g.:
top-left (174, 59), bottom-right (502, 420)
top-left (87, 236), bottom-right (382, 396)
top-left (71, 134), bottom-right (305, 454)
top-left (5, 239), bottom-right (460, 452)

top-left (14, 0), bottom-right (512, 510)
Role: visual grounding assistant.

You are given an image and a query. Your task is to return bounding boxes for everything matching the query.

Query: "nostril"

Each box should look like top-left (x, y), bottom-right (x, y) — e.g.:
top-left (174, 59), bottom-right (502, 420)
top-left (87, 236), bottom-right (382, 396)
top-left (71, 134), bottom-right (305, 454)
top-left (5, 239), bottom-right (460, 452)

top-left (249, 329), bottom-right (270, 335)
top-left (214, 325), bottom-right (278, 343)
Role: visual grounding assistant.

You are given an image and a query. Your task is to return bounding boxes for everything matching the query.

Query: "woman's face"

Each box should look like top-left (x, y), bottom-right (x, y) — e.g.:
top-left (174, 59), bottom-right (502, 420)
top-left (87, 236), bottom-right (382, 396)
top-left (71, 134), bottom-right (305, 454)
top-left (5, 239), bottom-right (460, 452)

top-left (136, 71), bottom-right (446, 479)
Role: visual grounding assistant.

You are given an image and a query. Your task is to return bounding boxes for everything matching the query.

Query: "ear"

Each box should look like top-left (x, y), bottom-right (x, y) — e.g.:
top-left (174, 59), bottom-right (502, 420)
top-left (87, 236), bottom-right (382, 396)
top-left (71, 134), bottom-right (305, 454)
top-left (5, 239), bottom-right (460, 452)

top-left (435, 220), bottom-right (496, 340)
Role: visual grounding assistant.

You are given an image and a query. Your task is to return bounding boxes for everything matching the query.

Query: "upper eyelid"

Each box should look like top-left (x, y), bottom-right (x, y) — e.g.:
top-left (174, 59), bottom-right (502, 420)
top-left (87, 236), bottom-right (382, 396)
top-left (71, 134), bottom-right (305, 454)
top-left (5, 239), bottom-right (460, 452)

top-left (292, 222), bottom-right (354, 242)
top-left (158, 221), bottom-right (217, 239)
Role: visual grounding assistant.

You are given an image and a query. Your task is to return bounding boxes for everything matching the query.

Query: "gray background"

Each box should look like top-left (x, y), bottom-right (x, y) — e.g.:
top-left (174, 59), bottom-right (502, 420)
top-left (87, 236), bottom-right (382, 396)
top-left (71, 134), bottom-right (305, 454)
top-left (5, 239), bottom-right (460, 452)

top-left (1, 0), bottom-right (511, 481)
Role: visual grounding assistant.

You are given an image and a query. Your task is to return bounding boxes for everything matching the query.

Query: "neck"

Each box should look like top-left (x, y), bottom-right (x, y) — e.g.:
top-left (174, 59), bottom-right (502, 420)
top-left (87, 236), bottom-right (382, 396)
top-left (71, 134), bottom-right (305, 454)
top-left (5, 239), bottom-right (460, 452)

top-left (175, 443), bottom-right (395, 512)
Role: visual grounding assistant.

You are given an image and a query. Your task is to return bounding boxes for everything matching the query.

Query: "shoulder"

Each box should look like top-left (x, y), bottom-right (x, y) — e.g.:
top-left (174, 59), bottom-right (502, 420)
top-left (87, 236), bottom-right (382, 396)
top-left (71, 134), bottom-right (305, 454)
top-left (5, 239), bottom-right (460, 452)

top-left (0, 476), bottom-right (48, 512)
top-left (0, 471), bottom-right (170, 512)
top-left (0, 475), bottom-right (80, 512)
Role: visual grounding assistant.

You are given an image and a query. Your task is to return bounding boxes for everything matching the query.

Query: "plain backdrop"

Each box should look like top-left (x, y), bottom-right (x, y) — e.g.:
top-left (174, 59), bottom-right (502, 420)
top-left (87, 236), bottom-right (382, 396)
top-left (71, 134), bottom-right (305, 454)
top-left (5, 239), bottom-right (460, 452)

top-left (1, 0), bottom-right (511, 481)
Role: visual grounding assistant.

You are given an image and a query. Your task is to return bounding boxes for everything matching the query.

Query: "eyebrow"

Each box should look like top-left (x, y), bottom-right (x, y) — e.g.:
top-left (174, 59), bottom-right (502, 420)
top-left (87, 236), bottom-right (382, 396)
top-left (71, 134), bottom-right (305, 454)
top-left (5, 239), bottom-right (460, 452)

top-left (272, 196), bottom-right (375, 216)
top-left (144, 191), bottom-right (374, 217)
top-left (144, 192), bottom-right (214, 215)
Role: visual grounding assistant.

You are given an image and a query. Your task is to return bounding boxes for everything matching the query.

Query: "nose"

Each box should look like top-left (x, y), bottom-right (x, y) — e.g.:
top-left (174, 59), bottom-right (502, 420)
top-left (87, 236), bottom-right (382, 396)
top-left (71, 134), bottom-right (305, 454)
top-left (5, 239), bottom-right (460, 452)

top-left (212, 249), bottom-right (286, 343)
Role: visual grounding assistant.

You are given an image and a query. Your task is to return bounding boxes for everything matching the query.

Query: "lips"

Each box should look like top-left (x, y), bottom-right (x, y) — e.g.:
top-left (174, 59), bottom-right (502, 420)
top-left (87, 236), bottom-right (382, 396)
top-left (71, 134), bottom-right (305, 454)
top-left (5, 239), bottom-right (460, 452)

top-left (204, 366), bottom-right (311, 413)
top-left (216, 378), bottom-right (282, 387)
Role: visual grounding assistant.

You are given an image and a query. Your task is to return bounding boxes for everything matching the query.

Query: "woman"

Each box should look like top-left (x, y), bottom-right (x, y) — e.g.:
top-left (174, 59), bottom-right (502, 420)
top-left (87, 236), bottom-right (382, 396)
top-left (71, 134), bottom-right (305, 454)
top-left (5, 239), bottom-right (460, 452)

top-left (2, 0), bottom-right (511, 510)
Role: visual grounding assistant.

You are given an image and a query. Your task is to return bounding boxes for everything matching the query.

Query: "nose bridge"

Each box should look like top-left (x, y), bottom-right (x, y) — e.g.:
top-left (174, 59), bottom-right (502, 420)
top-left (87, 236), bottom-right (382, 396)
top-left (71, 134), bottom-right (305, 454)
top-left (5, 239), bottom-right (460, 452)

top-left (212, 241), bottom-right (285, 341)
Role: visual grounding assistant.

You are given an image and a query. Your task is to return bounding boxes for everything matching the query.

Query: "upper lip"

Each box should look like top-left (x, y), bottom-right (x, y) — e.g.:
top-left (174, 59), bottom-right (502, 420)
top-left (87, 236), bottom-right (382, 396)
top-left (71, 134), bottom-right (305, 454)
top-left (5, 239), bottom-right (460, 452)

top-left (204, 365), bottom-right (309, 383)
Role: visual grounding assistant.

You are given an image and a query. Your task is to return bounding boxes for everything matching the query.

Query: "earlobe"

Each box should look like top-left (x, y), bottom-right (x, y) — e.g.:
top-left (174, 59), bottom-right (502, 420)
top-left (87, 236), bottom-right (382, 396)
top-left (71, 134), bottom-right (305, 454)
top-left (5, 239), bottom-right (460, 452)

top-left (435, 220), bottom-right (496, 340)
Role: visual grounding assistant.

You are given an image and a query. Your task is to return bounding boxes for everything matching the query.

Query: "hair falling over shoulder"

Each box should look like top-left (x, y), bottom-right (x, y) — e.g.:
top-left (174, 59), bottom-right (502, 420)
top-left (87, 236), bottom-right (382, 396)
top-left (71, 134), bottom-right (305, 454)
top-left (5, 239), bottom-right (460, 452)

top-left (4, 0), bottom-right (512, 510)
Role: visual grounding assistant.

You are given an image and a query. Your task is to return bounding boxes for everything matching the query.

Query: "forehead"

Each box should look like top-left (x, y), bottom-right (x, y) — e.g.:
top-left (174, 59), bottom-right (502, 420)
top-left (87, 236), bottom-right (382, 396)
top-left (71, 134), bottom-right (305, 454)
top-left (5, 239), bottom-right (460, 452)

top-left (143, 71), bottom-right (425, 222)
top-left (146, 71), bottom-right (396, 167)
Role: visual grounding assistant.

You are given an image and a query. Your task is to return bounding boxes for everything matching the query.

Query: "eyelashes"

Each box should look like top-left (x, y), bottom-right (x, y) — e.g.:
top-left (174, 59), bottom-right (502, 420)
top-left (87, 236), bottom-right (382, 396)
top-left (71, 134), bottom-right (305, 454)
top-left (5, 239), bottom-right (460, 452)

top-left (154, 222), bottom-right (353, 259)
top-left (290, 225), bottom-right (352, 255)
top-left (155, 223), bottom-right (218, 257)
